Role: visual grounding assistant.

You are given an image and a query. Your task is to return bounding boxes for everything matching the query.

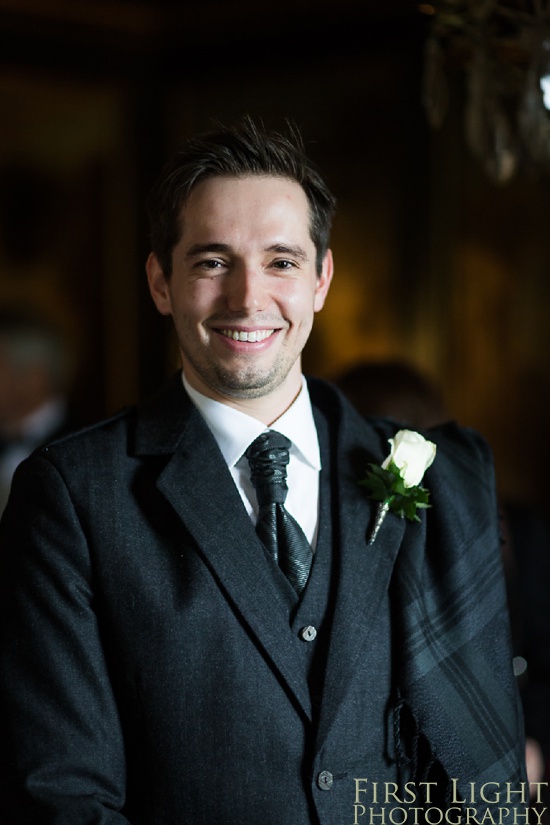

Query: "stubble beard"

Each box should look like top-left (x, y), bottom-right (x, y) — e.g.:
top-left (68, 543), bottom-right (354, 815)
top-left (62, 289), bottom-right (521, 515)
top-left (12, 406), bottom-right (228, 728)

top-left (182, 345), bottom-right (299, 400)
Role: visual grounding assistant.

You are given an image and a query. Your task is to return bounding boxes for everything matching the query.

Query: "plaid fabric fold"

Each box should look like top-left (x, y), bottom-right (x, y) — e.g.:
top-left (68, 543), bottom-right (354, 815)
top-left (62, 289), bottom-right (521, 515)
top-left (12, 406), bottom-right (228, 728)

top-left (392, 424), bottom-right (527, 818)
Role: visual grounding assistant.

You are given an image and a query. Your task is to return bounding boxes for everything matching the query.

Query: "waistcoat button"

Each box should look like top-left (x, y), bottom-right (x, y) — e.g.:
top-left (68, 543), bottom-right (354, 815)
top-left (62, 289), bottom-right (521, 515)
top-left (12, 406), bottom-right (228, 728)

top-left (299, 625), bottom-right (317, 642)
top-left (317, 770), bottom-right (333, 791)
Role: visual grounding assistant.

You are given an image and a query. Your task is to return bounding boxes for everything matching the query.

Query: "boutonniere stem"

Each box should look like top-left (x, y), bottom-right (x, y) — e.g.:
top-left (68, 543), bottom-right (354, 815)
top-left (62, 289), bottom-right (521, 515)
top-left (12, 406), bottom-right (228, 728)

top-left (360, 429), bottom-right (437, 544)
top-left (369, 501), bottom-right (391, 545)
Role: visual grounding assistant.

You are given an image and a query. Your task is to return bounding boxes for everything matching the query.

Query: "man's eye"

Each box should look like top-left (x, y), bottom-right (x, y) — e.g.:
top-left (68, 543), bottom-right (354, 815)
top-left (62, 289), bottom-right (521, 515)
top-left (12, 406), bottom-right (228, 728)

top-left (197, 259), bottom-right (224, 270)
top-left (272, 260), bottom-right (296, 270)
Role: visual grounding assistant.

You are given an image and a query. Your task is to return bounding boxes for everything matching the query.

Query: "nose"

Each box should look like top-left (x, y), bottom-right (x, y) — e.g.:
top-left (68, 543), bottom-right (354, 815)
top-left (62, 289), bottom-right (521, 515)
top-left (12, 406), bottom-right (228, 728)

top-left (225, 263), bottom-right (266, 313)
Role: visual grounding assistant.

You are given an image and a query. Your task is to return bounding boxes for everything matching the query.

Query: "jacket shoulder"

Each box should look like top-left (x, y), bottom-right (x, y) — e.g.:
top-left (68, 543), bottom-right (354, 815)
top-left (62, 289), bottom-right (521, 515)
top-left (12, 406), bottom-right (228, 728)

top-left (36, 406), bottom-right (136, 463)
top-left (426, 420), bottom-right (494, 482)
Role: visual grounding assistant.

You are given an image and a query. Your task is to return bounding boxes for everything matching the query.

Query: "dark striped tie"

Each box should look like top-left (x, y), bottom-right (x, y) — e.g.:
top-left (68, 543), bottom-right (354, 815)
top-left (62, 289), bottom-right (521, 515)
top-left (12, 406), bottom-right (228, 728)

top-left (245, 430), bottom-right (312, 596)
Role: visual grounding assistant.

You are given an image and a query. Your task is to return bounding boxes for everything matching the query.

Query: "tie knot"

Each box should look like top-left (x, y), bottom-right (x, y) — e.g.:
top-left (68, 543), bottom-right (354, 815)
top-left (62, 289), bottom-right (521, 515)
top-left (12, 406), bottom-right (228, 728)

top-left (245, 430), bottom-right (291, 506)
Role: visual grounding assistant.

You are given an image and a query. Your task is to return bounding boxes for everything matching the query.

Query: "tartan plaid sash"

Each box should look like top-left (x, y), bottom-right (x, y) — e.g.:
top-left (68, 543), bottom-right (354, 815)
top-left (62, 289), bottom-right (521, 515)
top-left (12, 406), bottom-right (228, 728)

top-left (392, 423), bottom-right (526, 816)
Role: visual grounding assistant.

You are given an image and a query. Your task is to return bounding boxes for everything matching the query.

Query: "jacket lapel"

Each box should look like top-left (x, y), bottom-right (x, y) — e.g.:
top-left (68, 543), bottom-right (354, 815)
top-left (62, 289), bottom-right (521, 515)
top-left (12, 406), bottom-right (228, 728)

top-left (134, 375), bottom-right (313, 720)
top-left (308, 383), bottom-right (408, 750)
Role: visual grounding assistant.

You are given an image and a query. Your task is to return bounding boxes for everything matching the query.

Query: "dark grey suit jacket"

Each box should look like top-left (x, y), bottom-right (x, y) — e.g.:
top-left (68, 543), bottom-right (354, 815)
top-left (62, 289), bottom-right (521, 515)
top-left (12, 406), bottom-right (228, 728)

top-left (0, 375), bottom-right (525, 824)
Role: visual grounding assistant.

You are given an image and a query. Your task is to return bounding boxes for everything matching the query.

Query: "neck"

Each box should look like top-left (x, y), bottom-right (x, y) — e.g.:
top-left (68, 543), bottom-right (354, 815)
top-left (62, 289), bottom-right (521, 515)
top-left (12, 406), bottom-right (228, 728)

top-left (217, 387), bottom-right (303, 426)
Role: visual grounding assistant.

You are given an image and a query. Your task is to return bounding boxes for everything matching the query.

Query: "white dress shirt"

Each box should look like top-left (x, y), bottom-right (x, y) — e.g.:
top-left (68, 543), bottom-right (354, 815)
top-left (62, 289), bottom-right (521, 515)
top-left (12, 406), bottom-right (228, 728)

top-left (182, 374), bottom-right (321, 549)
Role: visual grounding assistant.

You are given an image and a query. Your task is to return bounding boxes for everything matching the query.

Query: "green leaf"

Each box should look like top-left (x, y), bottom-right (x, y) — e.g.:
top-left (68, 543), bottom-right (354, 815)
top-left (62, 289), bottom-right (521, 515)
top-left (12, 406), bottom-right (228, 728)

top-left (359, 460), bottom-right (431, 523)
top-left (359, 463), bottom-right (395, 502)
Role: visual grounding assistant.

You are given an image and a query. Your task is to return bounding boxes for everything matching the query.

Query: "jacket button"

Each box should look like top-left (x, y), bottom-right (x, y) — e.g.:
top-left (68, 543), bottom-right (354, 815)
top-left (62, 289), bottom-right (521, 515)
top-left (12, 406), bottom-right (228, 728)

top-left (317, 770), bottom-right (333, 791)
top-left (300, 625), bottom-right (317, 642)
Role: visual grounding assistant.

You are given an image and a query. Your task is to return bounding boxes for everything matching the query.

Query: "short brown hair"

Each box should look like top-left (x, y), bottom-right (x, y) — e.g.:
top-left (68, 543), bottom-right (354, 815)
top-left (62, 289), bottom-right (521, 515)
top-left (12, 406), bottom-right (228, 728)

top-left (146, 116), bottom-right (336, 278)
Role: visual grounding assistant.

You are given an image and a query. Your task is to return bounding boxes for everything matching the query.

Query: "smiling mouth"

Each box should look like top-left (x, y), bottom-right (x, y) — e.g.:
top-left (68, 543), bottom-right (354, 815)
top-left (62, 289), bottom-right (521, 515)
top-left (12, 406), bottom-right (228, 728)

top-left (219, 329), bottom-right (275, 342)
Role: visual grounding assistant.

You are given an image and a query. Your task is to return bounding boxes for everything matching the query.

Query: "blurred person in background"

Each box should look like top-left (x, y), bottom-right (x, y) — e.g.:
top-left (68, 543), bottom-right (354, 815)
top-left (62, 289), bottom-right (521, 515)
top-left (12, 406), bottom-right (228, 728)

top-left (335, 360), bottom-right (447, 430)
top-left (0, 307), bottom-right (75, 513)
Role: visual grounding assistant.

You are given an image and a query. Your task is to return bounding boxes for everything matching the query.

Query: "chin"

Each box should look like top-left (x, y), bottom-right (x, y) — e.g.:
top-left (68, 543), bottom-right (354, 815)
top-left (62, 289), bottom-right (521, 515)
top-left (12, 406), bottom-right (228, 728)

top-left (212, 367), bottom-right (286, 399)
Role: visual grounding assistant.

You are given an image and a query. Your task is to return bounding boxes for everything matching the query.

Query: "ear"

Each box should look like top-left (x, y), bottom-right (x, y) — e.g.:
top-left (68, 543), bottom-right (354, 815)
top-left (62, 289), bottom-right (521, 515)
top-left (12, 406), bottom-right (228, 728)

top-left (313, 249), bottom-right (334, 313)
top-left (146, 252), bottom-right (173, 316)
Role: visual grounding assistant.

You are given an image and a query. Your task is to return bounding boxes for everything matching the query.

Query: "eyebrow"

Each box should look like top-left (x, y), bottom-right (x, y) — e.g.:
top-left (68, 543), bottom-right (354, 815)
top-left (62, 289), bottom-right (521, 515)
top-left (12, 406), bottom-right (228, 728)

top-left (267, 244), bottom-right (308, 261)
top-left (185, 243), bottom-right (231, 259)
top-left (184, 242), bottom-right (309, 261)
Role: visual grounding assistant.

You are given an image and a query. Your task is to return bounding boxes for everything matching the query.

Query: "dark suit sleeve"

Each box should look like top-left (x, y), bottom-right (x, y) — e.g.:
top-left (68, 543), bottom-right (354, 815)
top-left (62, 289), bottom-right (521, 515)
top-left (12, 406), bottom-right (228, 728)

top-left (0, 454), bottom-right (131, 824)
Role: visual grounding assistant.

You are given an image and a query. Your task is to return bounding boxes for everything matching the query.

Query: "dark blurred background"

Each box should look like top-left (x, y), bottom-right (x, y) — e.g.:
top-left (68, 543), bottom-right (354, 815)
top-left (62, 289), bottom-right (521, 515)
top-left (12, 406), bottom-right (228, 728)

top-left (0, 0), bottom-right (549, 517)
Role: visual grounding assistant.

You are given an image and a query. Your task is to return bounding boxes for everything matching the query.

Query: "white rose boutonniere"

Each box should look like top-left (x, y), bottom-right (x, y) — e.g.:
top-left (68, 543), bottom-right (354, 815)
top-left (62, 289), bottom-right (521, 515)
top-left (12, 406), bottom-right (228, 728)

top-left (360, 429), bottom-right (437, 544)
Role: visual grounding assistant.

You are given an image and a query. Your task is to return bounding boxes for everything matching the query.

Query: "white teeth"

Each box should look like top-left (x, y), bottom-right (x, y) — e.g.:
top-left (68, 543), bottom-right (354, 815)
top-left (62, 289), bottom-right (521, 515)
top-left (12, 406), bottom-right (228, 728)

top-left (221, 329), bottom-right (274, 342)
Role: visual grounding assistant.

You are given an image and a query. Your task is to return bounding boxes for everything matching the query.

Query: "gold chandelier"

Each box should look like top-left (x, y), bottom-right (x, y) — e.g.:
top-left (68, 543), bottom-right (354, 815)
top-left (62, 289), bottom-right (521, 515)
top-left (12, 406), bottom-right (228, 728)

top-left (420, 1), bottom-right (550, 182)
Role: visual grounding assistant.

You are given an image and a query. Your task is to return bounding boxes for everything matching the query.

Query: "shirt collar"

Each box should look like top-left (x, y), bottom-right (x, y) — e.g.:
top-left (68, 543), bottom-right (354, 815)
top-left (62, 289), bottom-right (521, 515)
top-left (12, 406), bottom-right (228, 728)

top-left (181, 373), bottom-right (321, 471)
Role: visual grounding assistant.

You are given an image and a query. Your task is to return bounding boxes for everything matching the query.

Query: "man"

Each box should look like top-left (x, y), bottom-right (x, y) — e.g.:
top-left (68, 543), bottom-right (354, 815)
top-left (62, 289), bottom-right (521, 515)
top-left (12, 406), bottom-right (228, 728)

top-left (0, 119), bottom-right (526, 824)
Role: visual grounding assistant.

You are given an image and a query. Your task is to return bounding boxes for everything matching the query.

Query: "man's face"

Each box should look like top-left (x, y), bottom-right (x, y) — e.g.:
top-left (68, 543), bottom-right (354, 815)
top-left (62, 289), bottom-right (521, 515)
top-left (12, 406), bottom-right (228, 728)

top-left (147, 175), bottom-right (332, 408)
